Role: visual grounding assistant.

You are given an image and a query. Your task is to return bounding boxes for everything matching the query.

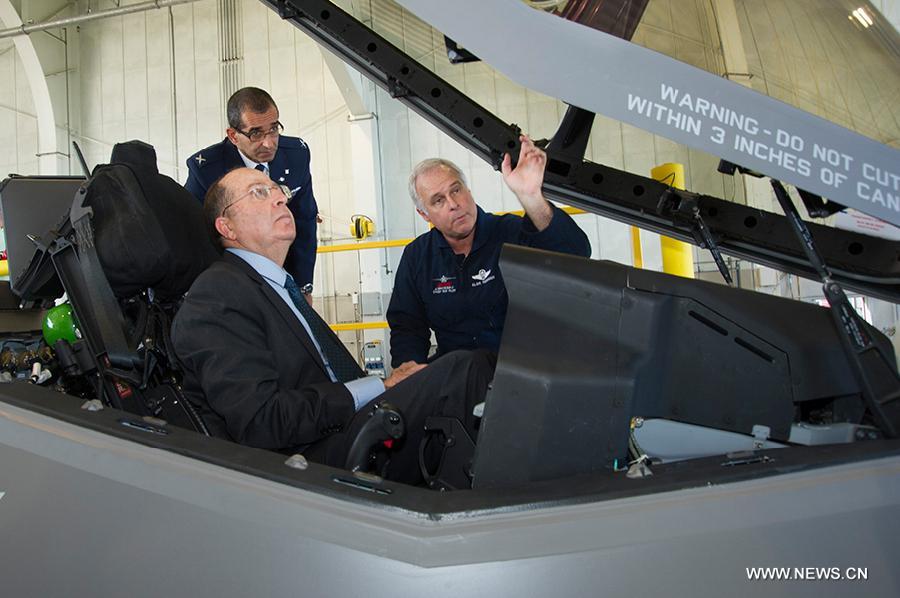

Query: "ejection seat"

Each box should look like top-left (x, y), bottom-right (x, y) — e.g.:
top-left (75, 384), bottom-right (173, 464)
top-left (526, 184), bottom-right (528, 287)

top-left (13, 140), bottom-right (218, 432)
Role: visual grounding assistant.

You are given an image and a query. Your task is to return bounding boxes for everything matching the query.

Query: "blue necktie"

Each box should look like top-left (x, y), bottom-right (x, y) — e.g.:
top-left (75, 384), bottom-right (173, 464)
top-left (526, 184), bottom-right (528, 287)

top-left (255, 164), bottom-right (268, 177)
top-left (284, 275), bottom-right (363, 383)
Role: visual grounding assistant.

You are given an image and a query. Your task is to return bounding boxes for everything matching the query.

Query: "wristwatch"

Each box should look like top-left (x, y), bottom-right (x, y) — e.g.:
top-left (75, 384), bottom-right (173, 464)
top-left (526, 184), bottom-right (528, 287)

top-left (300, 283), bottom-right (314, 295)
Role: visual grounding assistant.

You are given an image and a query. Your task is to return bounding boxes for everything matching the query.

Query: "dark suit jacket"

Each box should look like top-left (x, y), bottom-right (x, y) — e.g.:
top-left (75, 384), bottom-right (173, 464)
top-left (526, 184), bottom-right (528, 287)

top-left (172, 252), bottom-right (355, 451)
top-left (184, 136), bottom-right (318, 286)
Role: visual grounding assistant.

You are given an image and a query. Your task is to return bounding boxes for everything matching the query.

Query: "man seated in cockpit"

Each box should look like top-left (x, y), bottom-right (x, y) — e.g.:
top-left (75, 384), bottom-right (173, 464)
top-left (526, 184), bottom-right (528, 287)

top-left (172, 166), bottom-right (494, 484)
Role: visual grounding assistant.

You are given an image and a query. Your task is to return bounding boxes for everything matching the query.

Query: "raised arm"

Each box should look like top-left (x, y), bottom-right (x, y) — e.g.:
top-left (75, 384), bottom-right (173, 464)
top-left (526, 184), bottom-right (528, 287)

top-left (501, 134), bottom-right (553, 231)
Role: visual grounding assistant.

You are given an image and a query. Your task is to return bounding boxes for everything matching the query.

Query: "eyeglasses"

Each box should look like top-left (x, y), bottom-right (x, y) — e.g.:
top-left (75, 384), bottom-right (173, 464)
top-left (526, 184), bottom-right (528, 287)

top-left (221, 183), bottom-right (293, 216)
top-left (234, 121), bottom-right (284, 143)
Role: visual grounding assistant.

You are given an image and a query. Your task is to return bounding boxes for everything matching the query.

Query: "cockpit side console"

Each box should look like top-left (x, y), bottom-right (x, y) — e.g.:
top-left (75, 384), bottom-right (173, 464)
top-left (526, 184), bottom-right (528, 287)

top-left (472, 245), bottom-right (897, 489)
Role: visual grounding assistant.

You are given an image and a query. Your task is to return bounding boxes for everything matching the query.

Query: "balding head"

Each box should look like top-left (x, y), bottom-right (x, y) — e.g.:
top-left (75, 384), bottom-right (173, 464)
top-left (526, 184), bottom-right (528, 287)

top-left (204, 167), bottom-right (296, 265)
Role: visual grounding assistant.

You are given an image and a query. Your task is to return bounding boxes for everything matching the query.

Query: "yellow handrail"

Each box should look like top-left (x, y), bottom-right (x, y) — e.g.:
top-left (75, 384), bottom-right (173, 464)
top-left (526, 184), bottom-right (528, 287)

top-left (317, 239), bottom-right (412, 254)
top-left (499, 206), bottom-right (585, 217)
top-left (329, 321), bottom-right (389, 331)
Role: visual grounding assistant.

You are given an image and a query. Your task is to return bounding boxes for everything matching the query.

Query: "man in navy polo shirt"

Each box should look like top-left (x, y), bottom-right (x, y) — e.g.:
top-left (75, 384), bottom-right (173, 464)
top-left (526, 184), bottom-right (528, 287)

top-left (185, 87), bottom-right (318, 295)
top-left (386, 134), bottom-right (591, 370)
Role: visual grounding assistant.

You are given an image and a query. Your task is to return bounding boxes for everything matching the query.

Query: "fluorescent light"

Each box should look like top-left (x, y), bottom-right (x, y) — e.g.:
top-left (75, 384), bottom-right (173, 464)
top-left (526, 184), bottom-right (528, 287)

top-left (859, 7), bottom-right (874, 25)
top-left (851, 7), bottom-right (873, 28)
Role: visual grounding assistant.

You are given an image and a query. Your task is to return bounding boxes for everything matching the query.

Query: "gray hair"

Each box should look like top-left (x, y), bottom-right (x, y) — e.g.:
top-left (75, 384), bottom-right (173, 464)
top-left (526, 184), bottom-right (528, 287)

top-left (408, 158), bottom-right (467, 212)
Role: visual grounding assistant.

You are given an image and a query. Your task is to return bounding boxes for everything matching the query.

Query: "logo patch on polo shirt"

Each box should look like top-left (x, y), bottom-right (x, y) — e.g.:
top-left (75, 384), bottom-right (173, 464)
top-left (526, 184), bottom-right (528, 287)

top-left (471, 268), bottom-right (495, 287)
top-left (432, 275), bottom-right (457, 294)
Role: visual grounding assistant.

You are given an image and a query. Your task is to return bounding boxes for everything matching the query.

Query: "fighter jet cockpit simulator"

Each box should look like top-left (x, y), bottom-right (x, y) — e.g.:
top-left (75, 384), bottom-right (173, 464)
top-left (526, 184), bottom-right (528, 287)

top-left (0, 1), bottom-right (898, 596)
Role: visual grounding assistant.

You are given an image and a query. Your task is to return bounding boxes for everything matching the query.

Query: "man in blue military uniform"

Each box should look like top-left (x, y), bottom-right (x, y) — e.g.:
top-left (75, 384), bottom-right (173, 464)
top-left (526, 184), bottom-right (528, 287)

top-left (387, 134), bottom-right (591, 370)
top-left (185, 87), bottom-right (318, 293)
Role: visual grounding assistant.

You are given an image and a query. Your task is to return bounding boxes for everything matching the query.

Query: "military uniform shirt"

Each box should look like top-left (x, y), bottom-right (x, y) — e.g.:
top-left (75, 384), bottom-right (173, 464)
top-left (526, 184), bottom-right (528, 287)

top-left (386, 205), bottom-right (591, 367)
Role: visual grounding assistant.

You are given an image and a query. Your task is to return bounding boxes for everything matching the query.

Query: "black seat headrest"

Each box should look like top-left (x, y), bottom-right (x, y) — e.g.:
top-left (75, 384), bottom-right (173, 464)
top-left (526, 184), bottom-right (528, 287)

top-left (109, 140), bottom-right (159, 174)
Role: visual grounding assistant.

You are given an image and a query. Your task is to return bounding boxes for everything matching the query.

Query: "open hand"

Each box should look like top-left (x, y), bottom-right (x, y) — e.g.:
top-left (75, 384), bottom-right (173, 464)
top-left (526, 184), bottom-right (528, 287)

top-left (501, 134), bottom-right (553, 231)
top-left (501, 134), bottom-right (546, 202)
top-left (384, 360), bottom-right (426, 388)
